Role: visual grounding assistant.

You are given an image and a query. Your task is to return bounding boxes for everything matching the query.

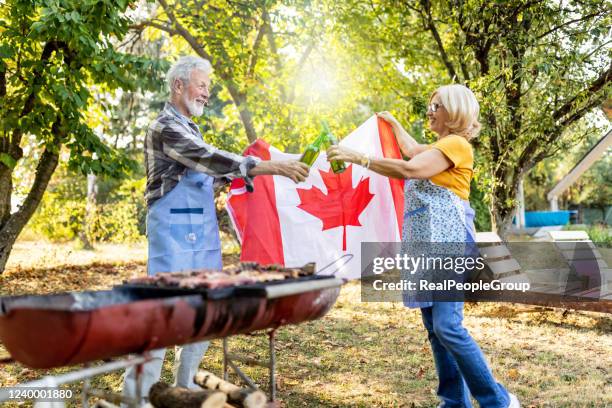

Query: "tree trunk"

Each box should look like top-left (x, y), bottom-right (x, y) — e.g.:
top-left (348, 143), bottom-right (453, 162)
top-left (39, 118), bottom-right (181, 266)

top-left (79, 173), bottom-right (97, 250)
top-left (491, 204), bottom-right (517, 240)
top-left (0, 148), bottom-right (60, 273)
top-left (0, 166), bottom-right (13, 227)
top-left (225, 85), bottom-right (257, 143)
top-left (0, 234), bottom-right (17, 275)
top-left (490, 180), bottom-right (522, 240)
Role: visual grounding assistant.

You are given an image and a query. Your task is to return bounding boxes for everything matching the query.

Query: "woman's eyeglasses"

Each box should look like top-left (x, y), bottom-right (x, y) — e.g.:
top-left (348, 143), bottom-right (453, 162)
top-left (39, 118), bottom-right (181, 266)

top-left (428, 103), bottom-right (443, 113)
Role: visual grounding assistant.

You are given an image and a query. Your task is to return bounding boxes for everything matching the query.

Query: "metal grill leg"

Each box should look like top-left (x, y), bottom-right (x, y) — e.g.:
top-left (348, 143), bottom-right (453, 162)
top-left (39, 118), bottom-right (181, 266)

top-left (134, 355), bottom-right (145, 408)
top-left (268, 330), bottom-right (276, 403)
top-left (223, 332), bottom-right (279, 404)
top-left (82, 363), bottom-right (90, 408)
top-left (222, 338), bottom-right (229, 381)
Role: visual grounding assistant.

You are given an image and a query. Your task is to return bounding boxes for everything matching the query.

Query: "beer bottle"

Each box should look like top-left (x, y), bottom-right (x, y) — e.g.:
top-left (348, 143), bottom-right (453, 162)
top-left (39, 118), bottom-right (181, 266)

top-left (321, 121), bottom-right (346, 174)
top-left (299, 131), bottom-right (326, 166)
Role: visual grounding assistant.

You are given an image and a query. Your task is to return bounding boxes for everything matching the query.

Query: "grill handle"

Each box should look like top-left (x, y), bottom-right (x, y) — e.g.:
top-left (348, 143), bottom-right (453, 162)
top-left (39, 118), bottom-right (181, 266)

top-left (316, 254), bottom-right (354, 276)
top-left (265, 278), bottom-right (343, 299)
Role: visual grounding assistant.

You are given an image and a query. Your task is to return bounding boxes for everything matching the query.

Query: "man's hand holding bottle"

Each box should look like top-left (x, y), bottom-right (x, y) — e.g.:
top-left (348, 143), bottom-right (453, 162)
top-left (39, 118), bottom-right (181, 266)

top-left (249, 160), bottom-right (310, 184)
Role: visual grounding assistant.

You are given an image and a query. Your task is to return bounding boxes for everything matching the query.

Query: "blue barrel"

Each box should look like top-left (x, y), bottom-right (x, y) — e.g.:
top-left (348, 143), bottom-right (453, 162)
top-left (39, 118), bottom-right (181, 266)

top-left (524, 211), bottom-right (576, 227)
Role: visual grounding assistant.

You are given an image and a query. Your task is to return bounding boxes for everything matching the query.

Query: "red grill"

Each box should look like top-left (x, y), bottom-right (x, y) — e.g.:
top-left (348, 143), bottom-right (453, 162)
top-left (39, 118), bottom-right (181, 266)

top-left (0, 274), bottom-right (342, 369)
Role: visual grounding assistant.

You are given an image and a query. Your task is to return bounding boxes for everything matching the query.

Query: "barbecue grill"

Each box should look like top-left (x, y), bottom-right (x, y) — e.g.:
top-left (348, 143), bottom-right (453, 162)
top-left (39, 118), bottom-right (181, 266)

top-left (0, 274), bottom-right (342, 369)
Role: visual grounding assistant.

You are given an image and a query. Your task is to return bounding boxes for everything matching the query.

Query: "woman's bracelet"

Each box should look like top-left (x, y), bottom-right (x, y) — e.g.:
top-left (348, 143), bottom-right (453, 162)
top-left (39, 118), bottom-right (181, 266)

top-left (359, 154), bottom-right (371, 169)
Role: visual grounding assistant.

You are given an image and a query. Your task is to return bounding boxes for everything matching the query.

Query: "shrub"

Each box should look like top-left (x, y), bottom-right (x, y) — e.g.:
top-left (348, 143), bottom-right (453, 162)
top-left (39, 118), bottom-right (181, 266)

top-left (28, 178), bottom-right (146, 244)
top-left (563, 224), bottom-right (612, 246)
top-left (28, 193), bottom-right (86, 242)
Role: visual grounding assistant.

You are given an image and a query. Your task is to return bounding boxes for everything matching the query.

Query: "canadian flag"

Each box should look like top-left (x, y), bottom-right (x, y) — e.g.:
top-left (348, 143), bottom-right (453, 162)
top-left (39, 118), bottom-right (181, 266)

top-left (226, 116), bottom-right (404, 280)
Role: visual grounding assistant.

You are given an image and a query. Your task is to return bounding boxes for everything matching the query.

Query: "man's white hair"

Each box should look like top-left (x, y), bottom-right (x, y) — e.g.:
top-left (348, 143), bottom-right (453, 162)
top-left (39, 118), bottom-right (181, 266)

top-left (166, 56), bottom-right (213, 94)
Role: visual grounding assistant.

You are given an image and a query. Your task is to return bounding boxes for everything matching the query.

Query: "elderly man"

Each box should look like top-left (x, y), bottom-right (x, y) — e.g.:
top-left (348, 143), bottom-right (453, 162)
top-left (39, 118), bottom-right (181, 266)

top-left (122, 56), bottom-right (308, 404)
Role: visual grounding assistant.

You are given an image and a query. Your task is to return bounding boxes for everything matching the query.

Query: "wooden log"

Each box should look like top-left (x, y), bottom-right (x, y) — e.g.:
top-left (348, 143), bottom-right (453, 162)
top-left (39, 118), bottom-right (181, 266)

top-left (194, 370), bottom-right (267, 408)
top-left (149, 382), bottom-right (227, 408)
top-left (93, 401), bottom-right (120, 408)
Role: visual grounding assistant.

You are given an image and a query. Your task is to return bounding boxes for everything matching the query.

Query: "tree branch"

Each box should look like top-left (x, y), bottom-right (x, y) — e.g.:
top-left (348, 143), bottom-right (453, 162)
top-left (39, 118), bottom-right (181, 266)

top-left (129, 21), bottom-right (178, 36)
top-left (261, 9), bottom-right (289, 103)
top-left (263, 10), bottom-right (281, 72)
top-left (14, 145), bottom-right (60, 226)
top-left (459, 53), bottom-right (471, 82)
top-left (531, 126), bottom-right (596, 166)
top-left (0, 119), bottom-right (62, 268)
top-left (419, 0), bottom-right (459, 81)
top-left (3, 40), bottom-right (68, 176)
top-left (20, 41), bottom-right (67, 118)
top-left (504, 12), bottom-right (530, 144)
top-left (558, 92), bottom-right (608, 130)
top-left (0, 65), bottom-right (5, 98)
top-left (1, 40), bottom-right (68, 227)
top-left (157, 0), bottom-right (259, 141)
top-left (247, 14), bottom-right (267, 78)
top-left (552, 63), bottom-right (612, 123)
top-left (455, 1), bottom-right (494, 76)
top-left (158, 0), bottom-right (214, 61)
top-left (578, 40), bottom-right (612, 65)
top-left (536, 10), bottom-right (607, 40)
top-left (517, 65), bottom-right (611, 172)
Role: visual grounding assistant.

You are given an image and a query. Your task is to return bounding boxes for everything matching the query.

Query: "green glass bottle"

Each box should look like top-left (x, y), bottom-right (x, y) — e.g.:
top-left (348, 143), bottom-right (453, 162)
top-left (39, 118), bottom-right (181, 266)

top-left (321, 121), bottom-right (346, 174)
top-left (299, 131), bottom-right (326, 166)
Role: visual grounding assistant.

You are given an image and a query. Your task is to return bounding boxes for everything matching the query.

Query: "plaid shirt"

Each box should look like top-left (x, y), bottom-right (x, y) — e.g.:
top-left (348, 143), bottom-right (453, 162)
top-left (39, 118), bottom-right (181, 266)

top-left (144, 102), bottom-right (259, 207)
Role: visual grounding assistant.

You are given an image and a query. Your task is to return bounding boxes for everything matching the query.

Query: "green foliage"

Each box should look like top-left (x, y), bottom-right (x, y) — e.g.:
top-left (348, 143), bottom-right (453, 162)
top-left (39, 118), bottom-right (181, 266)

top-left (1, 0), bottom-right (166, 176)
top-left (29, 192), bottom-right (87, 242)
top-left (107, 176), bottom-right (147, 236)
top-left (525, 120), bottom-right (611, 211)
top-left (147, 0), bottom-right (376, 153)
top-left (0, 0), bottom-right (171, 270)
top-left (330, 0), bottom-right (611, 233)
top-left (469, 180), bottom-right (492, 232)
top-left (7, 0), bottom-right (610, 255)
top-left (29, 176), bottom-right (146, 244)
top-left (564, 224), bottom-right (612, 245)
top-left (27, 162), bottom-right (146, 243)
top-left (88, 200), bottom-right (143, 243)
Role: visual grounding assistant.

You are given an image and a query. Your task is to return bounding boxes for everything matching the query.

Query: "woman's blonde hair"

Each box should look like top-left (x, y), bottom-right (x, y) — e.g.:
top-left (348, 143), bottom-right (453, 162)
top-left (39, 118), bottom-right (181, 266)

top-left (431, 84), bottom-right (481, 139)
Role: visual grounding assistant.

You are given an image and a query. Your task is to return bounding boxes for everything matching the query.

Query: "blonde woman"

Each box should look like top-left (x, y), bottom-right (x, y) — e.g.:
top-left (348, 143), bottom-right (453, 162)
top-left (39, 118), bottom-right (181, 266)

top-left (327, 84), bottom-right (519, 408)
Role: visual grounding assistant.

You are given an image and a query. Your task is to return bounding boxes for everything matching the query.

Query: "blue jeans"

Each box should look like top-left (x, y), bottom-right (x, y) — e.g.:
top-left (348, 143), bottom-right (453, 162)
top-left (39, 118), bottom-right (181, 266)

top-left (421, 302), bottom-right (509, 408)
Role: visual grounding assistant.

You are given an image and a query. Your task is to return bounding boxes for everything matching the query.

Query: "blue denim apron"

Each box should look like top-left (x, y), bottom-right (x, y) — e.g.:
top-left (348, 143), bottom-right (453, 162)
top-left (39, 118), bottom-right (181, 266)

top-left (401, 179), bottom-right (476, 308)
top-left (147, 169), bottom-right (222, 274)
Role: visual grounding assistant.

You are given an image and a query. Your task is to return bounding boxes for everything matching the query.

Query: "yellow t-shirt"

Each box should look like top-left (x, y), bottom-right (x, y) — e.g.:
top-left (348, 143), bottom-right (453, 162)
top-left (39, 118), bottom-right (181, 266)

top-left (428, 135), bottom-right (473, 200)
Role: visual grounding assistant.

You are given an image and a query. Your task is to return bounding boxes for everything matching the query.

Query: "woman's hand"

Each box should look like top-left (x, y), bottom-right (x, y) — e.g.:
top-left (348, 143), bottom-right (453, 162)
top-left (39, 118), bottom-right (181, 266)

top-left (377, 110), bottom-right (426, 158)
top-left (376, 111), bottom-right (400, 127)
top-left (326, 145), bottom-right (364, 164)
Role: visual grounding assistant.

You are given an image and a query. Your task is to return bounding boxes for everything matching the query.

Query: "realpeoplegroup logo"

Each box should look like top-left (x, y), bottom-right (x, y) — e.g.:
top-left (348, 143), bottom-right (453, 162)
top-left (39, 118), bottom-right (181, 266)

top-left (370, 279), bottom-right (531, 293)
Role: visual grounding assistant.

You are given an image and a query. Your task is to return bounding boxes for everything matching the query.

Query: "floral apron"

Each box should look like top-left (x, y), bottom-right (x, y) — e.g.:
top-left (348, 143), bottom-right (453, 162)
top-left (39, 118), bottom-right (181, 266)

top-left (401, 179), bottom-right (476, 308)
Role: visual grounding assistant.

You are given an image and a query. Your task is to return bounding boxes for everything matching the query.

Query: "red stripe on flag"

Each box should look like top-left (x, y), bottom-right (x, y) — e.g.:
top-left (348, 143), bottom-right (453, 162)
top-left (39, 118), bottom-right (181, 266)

top-left (377, 117), bottom-right (404, 238)
top-left (227, 139), bottom-right (285, 265)
top-left (226, 186), bottom-right (247, 243)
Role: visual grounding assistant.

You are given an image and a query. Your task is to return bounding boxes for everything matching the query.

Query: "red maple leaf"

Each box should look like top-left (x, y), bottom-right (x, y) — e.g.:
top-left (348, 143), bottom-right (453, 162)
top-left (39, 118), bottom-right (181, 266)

top-left (296, 164), bottom-right (375, 251)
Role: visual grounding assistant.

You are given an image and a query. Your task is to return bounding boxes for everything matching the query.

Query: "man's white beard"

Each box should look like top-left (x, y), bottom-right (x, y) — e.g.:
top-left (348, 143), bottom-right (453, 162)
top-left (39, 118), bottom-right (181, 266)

top-left (184, 95), bottom-right (205, 117)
